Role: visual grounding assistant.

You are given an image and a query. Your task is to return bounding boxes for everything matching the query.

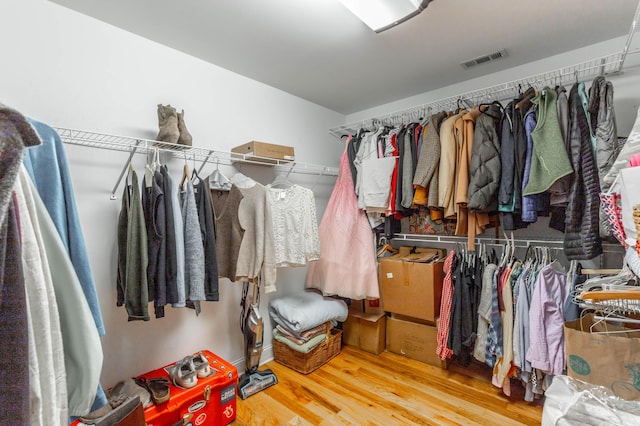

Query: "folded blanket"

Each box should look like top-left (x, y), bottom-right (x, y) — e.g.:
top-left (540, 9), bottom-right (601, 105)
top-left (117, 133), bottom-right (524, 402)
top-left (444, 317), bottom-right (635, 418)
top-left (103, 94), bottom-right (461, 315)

top-left (273, 329), bottom-right (328, 354)
top-left (269, 290), bottom-right (348, 336)
top-left (276, 323), bottom-right (328, 345)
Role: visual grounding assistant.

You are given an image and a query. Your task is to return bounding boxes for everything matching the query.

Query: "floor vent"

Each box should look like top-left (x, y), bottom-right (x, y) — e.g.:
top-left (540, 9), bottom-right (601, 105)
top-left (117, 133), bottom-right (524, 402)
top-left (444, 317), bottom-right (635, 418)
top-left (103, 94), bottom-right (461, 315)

top-left (461, 49), bottom-right (508, 69)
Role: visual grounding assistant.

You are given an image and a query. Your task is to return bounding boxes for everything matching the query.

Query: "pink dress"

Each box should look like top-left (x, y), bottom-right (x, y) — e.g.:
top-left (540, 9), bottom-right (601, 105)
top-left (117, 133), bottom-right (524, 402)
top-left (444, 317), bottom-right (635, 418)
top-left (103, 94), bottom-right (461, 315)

top-left (305, 145), bottom-right (379, 299)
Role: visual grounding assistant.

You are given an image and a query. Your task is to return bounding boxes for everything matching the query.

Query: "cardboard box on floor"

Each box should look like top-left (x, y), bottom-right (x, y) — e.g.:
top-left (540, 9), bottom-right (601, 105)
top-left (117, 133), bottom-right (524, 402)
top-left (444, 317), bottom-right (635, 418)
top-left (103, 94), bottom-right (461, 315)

top-left (378, 247), bottom-right (445, 323)
top-left (343, 307), bottom-right (386, 355)
top-left (386, 315), bottom-right (447, 369)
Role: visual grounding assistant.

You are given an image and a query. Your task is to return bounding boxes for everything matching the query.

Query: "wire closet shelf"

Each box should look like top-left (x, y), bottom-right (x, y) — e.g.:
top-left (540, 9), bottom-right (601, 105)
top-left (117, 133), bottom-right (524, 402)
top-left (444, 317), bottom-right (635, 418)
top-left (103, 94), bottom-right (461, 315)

top-left (54, 127), bottom-right (340, 199)
top-left (328, 52), bottom-right (626, 139)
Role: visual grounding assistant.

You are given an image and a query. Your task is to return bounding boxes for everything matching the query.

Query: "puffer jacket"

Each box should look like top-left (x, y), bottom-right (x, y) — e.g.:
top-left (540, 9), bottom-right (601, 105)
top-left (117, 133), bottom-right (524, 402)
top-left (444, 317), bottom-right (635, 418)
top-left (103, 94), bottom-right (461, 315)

top-left (589, 76), bottom-right (619, 189)
top-left (468, 104), bottom-right (502, 213)
top-left (564, 83), bottom-right (603, 260)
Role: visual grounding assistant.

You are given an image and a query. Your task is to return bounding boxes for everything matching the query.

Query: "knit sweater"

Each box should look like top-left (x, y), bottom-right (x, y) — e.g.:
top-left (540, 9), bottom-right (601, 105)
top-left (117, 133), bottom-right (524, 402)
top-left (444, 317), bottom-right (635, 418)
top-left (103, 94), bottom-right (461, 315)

top-left (235, 182), bottom-right (277, 292)
top-left (181, 181), bottom-right (206, 313)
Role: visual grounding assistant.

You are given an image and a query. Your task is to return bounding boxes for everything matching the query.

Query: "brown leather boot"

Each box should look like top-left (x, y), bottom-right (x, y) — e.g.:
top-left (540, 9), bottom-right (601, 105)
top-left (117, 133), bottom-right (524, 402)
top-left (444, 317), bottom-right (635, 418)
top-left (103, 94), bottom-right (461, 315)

top-left (156, 104), bottom-right (179, 144)
top-left (177, 109), bottom-right (193, 146)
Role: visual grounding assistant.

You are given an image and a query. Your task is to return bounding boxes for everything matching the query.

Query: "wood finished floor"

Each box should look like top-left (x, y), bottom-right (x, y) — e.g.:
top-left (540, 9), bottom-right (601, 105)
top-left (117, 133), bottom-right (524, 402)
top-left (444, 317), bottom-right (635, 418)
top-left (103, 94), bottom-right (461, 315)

top-left (235, 345), bottom-right (543, 425)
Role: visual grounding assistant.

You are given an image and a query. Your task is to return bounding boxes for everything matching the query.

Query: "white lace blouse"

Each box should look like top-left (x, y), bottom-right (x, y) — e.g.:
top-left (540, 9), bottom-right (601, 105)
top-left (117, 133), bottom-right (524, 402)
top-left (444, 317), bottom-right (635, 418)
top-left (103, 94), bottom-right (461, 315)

top-left (267, 184), bottom-right (320, 267)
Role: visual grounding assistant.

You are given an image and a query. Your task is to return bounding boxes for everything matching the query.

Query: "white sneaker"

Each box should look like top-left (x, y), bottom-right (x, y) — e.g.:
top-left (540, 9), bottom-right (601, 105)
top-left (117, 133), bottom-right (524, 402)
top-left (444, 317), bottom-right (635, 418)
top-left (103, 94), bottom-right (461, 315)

top-left (169, 356), bottom-right (198, 389)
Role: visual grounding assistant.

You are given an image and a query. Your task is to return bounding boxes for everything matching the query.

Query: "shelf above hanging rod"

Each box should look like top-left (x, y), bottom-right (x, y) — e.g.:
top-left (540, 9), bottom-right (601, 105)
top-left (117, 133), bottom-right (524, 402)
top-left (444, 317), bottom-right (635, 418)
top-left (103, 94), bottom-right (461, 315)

top-left (54, 127), bottom-right (339, 199)
top-left (54, 127), bottom-right (338, 175)
top-left (329, 51), bottom-right (626, 139)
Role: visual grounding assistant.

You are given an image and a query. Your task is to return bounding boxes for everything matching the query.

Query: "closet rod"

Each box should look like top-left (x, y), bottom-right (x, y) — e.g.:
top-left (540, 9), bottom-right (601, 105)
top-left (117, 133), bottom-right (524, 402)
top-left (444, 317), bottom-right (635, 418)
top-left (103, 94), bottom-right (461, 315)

top-left (329, 51), bottom-right (626, 139)
top-left (392, 233), bottom-right (625, 253)
top-left (53, 127), bottom-right (340, 198)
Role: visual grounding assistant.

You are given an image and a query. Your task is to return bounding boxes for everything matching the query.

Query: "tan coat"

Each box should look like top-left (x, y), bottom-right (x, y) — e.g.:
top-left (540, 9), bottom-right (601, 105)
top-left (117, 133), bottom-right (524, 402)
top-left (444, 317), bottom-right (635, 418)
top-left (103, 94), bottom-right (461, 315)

top-left (454, 107), bottom-right (489, 248)
top-left (438, 112), bottom-right (466, 218)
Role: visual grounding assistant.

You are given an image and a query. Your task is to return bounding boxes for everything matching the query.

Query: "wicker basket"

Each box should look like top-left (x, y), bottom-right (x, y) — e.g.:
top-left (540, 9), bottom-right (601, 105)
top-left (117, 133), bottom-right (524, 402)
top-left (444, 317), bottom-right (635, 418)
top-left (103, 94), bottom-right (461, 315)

top-left (273, 324), bottom-right (342, 374)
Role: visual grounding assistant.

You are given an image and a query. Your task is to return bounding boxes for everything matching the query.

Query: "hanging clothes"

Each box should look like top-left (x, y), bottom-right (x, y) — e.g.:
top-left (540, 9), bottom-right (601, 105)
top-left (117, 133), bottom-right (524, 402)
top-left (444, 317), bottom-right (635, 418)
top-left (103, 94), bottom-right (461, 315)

top-left (0, 105), bottom-right (42, 424)
top-left (438, 111), bottom-right (465, 218)
top-left (0, 194), bottom-right (30, 425)
top-left (414, 111), bottom-right (447, 209)
top-left (23, 119), bottom-right (106, 336)
top-left (232, 174), bottom-right (277, 292)
top-left (194, 176), bottom-right (219, 300)
top-left (526, 261), bottom-right (567, 376)
top-left (160, 165), bottom-right (179, 306)
top-left (14, 170), bottom-right (68, 425)
top-left (209, 184), bottom-right (244, 281)
top-left (27, 168), bottom-right (103, 417)
top-left (523, 87), bottom-right (573, 197)
top-left (267, 184), bottom-right (321, 267)
top-left (116, 169), bottom-right (150, 321)
top-left (164, 170), bottom-right (186, 308)
top-left (181, 180), bottom-right (206, 314)
top-left (306, 141), bottom-right (379, 300)
top-left (141, 167), bottom-right (163, 313)
top-left (436, 250), bottom-right (456, 361)
top-left (564, 83), bottom-right (603, 260)
top-left (467, 104), bottom-right (502, 213)
top-left (521, 108), bottom-right (541, 223)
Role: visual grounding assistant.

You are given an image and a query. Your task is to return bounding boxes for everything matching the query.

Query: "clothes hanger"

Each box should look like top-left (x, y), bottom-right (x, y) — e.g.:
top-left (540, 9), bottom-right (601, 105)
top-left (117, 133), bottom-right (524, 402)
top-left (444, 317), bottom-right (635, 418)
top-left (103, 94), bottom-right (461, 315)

top-left (209, 158), bottom-right (232, 191)
top-left (271, 163), bottom-right (296, 189)
top-left (180, 151), bottom-right (191, 189)
top-left (376, 236), bottom-right (398, 257)
top-left (144, 150), bottom-right (154, 188)
top-left (126, 160), bottom-right (134, 187)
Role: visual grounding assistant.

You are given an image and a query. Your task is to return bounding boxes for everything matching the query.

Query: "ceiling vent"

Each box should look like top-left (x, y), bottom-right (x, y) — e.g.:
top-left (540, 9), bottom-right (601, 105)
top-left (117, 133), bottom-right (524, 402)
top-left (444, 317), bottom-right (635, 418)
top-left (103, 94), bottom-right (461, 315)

top-left (461, 49), bottom-right (508, 69)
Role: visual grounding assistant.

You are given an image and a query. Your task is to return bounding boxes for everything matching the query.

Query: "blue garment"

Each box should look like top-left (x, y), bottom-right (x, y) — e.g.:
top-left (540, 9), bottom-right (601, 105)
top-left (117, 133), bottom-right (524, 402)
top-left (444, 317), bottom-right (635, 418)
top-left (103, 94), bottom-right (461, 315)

top-left (22, 120), bottom-right (105, 336)
top-left (521, 109), bottom-right (541, 223)
top-left (22, 120), bottom-right (108, 413)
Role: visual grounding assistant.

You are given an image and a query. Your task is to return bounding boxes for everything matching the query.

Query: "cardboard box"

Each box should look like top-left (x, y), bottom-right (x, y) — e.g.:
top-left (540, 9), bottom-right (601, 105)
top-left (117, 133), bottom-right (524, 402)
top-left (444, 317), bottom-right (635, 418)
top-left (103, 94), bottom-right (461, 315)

top-left (231, 141), bottom-right (295, 164)
top-left (378, 248), bottom-right (444, 322)
top-left (386, 315), bottom-right (447, 368)
top-left (343, 309), bottom-right (386, 355)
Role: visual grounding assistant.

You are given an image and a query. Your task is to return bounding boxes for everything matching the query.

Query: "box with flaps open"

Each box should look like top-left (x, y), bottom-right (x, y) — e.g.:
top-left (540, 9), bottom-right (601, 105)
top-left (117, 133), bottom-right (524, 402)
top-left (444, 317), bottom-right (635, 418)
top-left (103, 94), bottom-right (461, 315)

top-left (378, 247), bottom-right (445, 323)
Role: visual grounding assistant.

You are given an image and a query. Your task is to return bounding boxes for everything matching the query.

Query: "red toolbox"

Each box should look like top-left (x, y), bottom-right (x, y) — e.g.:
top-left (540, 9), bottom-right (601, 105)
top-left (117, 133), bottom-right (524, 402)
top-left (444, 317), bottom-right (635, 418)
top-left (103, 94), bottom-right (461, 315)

top-left (141, 350), bottom-right (238, 426)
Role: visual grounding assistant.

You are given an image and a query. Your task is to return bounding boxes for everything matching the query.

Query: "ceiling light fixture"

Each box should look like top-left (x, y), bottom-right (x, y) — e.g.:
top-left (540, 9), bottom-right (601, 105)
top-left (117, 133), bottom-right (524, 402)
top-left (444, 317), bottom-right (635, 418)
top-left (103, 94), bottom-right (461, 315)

top-left (338, 0), bottom-right (433, 33)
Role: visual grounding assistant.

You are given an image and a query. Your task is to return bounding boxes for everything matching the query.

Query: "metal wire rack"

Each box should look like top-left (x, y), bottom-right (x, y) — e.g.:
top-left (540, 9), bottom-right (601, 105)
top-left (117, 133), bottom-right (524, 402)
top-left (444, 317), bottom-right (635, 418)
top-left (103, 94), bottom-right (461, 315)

top-left (329, 52), bottom-right (626, 138)
top-left (54, 127), bottom-right (339, 199)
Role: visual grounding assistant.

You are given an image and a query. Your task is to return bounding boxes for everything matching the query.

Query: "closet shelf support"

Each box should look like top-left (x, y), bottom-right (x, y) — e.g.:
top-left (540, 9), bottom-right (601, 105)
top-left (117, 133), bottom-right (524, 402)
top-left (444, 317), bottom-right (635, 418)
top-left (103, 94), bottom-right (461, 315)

top-left (110, 140), bottom-right (143, 200)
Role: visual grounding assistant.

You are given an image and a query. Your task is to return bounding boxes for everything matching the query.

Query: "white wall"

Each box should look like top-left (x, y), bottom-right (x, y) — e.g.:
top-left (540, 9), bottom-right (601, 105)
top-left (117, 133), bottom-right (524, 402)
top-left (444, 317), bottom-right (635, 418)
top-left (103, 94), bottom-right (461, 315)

top-left (0, 0), bottom-right (344, 389)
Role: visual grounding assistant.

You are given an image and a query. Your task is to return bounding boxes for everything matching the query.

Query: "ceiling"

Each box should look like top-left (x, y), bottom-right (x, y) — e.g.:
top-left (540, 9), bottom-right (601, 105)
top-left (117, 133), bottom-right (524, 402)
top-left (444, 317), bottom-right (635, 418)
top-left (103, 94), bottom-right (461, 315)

top-left (50, 0), bottom-right (638, 115)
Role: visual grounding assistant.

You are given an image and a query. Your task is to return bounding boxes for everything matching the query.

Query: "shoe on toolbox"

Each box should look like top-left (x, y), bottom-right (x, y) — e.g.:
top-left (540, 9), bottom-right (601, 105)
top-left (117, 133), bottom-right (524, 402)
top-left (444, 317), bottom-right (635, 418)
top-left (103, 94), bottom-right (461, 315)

top-left (134, 376), bottom-right (170, 405)
top-left (191, 352), bottom-right (213, 378)
top-left (169, 356), bottom-right (198, 389)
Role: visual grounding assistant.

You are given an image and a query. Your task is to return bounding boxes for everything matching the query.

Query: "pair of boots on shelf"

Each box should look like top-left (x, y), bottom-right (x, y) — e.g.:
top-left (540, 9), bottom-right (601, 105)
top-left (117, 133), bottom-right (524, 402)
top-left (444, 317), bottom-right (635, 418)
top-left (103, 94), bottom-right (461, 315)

top-left (156, 104), bottom-right (192, 147)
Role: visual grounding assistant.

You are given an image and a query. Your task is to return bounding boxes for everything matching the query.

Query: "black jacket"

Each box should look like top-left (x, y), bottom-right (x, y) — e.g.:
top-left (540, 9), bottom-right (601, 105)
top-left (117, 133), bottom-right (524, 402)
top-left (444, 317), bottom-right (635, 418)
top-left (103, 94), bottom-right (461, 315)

top-left (468, 104), bottom-right (503, 213)
top-left (564, 84), bottom-right (602, 260)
